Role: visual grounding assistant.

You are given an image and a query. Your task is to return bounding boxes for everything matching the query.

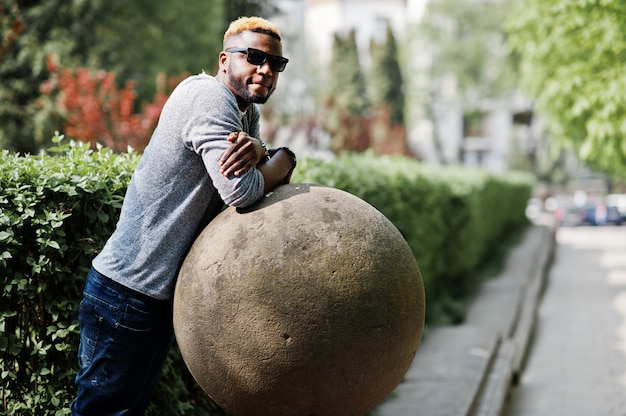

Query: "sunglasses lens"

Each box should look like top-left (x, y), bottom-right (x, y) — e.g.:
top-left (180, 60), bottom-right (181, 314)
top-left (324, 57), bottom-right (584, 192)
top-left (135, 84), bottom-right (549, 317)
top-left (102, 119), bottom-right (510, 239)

top-left (246, 49), bottom-right (266, 66)
top-left (241, 48), bottom-right (288, 72)
top-left (269, 56), bottom-right (288, 72)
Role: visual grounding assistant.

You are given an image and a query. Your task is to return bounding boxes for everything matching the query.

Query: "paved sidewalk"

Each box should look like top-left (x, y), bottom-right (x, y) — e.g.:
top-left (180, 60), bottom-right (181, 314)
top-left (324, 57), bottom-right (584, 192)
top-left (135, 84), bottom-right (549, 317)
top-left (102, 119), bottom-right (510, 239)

top-left (371, 221), bottom-right (556, 416)
top-left (502, 226), bottom-right (626, 416)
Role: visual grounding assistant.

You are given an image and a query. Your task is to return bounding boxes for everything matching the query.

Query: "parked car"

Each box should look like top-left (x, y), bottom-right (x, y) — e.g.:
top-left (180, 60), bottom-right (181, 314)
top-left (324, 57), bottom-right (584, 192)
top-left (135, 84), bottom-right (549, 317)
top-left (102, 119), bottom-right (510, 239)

top-left (606, 194), bottom-right (626, 220)
top-left (555, 205), bottom-right (585, 227)
top-left (582, 204), bottom-right (623, 226)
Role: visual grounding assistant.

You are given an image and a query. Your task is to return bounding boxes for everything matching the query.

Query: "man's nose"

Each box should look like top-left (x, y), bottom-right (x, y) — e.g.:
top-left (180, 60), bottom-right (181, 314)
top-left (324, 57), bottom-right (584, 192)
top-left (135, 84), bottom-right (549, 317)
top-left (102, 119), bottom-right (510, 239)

top-left (257, 61), bottom-right (273, 75)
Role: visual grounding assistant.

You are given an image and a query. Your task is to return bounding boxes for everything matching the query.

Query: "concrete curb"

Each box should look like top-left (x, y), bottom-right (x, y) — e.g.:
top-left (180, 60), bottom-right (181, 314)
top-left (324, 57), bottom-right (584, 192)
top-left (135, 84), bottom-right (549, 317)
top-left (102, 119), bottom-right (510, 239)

top-left (471, 219), bottom-right (556, 416)
top-left (371, 220), bottom-right (557, 416)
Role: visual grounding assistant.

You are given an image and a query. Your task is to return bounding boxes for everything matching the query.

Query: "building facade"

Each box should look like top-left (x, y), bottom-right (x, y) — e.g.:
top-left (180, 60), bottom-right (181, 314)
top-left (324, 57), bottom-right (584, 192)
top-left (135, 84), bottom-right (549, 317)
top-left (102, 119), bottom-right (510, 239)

top-left (273, 0), bottom-right (539, 173)
top-left (304, 0), bottom-right (417, 64)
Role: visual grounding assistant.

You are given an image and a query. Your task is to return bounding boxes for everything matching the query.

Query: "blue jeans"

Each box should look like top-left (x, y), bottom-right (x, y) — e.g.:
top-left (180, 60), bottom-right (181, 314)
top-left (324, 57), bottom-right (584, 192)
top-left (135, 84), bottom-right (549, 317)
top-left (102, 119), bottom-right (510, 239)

top-left (71, 267), bottom-right (174, 415)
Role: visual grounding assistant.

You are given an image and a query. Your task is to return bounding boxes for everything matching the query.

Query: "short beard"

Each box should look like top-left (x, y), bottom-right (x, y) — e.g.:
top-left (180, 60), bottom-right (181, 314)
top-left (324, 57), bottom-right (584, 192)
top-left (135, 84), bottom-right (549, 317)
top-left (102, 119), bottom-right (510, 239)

top-left (229, 74), bottom-right (272, 104)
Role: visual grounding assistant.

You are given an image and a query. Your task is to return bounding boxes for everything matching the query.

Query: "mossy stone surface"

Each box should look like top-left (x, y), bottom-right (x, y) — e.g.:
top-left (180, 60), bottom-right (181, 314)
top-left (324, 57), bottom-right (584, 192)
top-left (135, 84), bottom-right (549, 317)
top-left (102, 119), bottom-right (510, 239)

top-left (174, 184), bottom-right (425, 416)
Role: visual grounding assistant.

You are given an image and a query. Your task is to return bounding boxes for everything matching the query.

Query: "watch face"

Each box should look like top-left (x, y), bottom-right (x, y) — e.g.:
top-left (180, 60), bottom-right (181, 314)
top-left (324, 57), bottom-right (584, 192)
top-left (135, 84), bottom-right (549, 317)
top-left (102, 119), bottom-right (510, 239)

top-left (261, 143), bottom-right (270, 160)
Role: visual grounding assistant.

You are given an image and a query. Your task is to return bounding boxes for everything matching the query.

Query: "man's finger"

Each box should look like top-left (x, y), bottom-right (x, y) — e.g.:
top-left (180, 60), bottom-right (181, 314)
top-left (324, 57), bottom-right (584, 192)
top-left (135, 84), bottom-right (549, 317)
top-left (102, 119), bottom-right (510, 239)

top-left (222, 157), bottom-right (249, 176)
top-left (234, 160), bottom-right (252, 177)
top-left (220, 147), bottom-right (233, 165)
top-left (220, 134), bottom-right (243, 165)
top-left (220, 155), bottom-right (239, 174)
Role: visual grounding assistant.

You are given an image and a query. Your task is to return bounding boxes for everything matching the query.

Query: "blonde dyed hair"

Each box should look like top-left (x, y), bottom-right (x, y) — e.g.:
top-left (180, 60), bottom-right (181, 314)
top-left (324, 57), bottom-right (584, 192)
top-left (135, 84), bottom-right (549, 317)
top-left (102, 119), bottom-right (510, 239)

top-left (223, 16), bottom-right (282, 44)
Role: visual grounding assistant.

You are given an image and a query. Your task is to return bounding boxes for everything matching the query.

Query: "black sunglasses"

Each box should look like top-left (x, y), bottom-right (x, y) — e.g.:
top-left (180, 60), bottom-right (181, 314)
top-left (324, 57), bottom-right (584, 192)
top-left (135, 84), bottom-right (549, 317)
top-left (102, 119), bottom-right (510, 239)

top-left (225, 47), bottom-right (289, 72)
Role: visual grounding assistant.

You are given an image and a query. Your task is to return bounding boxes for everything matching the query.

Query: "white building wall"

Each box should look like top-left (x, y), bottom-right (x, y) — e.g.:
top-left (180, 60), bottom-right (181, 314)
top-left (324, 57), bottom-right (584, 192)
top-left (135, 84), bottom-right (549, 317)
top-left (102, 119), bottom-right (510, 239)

top-left (303, 1), bottom-right (343, 64)
top-left (305, 0), bottom-right (409, 65)
top-left (431, 99), bottom-right (463, 164)
top-left (487, 107), bottom-right (512, 173)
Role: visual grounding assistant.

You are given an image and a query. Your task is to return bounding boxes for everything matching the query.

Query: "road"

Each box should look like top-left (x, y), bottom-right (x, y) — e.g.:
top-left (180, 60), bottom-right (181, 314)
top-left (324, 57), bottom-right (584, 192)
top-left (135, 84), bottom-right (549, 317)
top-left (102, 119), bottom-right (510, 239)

top-left (503, 225), bottom-right (626, 416)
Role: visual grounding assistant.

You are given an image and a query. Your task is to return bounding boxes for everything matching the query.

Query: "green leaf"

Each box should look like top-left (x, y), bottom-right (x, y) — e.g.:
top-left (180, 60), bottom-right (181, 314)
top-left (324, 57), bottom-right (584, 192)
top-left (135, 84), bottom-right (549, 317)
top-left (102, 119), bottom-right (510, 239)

top-left (0, 336), bottom-right (8, 350)
top-left (97, 211), bottom-right (110, 223)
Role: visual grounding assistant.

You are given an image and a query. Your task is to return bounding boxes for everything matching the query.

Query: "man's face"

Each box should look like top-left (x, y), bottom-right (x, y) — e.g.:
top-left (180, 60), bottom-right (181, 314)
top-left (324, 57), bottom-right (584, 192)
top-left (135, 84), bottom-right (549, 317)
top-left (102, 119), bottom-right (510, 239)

top-left (220, 31), bottom-right (284, 108)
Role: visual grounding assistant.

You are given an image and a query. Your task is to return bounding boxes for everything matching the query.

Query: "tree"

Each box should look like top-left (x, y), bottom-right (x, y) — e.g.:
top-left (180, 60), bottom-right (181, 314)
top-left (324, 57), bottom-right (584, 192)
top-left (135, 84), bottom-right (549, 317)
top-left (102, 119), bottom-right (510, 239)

top-left (0, 0), bottom-right (112, 153)
top-left (224, 0), bottom-right (280, 24)
top-left (325, 29), bottom-right (369, 115)
top-left (1, 0), bottom-right (265, 153)
top-left (369, 20), bottom-right (410, 156)
top-left (84, 0), bottom-right (224, 101)
top-left (321, 29), bottom-right (371, 153)
top-left (505, 0), bottom-right (626, 178)
top-left (370, 22), bottom-right (404, 126)
top-left (39, 62), bottom-right (182, 152)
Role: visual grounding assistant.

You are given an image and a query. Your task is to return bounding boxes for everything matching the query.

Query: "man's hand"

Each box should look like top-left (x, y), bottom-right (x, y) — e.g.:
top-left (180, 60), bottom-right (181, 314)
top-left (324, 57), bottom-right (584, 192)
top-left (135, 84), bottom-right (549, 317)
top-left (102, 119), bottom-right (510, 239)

top-left (219, 132), bottom-right (266, 177)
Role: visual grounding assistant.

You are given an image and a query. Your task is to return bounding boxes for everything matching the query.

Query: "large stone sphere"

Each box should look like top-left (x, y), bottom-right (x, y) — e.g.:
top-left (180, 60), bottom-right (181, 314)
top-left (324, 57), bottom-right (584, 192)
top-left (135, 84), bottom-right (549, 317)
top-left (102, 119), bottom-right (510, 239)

top-left (173, 184), bottom-right (425, 416)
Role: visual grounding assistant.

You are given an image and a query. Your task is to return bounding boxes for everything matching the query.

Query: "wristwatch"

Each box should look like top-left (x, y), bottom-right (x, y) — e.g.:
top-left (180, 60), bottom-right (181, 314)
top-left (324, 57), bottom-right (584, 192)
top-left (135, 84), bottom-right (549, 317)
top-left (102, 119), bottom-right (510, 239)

top-left (260, 141), bottom-right (270, 162)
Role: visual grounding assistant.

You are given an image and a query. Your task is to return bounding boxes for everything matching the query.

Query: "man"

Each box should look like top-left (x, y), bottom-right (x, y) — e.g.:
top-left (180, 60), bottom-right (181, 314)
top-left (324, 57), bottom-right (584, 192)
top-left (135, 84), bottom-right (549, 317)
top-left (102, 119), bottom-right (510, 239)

top-left (70, 16), bottom-right (296, 415)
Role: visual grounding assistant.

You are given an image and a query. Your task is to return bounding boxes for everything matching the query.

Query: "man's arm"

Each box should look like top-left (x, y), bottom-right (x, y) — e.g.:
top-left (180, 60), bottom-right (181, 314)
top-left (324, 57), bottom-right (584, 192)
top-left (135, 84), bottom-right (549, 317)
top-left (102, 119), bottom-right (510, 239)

top-left (258, 148), bottom-right (296, 194)
top-left (219, 132), bottom-right (267, 177)
top-left (219, 132), bottom-right (296, 194)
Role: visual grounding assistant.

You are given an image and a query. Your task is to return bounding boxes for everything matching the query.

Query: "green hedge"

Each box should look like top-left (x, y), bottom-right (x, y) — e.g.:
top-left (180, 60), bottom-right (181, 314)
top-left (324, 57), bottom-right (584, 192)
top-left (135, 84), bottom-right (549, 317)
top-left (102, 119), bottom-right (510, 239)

top-left (291, 152), bottom-right (533, 323)
top-left (0, 138), bottom-right (533, 414)
top-left (0, 136), bottom-right (221, 415)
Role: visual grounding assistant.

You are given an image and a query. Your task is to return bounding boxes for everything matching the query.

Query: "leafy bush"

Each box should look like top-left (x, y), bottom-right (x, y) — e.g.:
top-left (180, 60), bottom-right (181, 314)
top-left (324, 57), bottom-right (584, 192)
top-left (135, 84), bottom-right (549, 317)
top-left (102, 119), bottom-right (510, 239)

top-left (38, 62), bottom-right (181, 153)
top-left (0, 135), bottom-right (219, 415)
top-left (1, 135), bottom-right (135, 414)
top-left (1, 140), bottom-right (533, 414)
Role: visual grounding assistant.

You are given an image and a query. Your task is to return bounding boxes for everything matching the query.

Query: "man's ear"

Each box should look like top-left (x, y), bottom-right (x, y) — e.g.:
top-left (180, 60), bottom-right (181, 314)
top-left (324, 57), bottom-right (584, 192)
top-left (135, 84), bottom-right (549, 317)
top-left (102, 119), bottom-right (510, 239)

top-left (218, 51), bottom-right (228, 73)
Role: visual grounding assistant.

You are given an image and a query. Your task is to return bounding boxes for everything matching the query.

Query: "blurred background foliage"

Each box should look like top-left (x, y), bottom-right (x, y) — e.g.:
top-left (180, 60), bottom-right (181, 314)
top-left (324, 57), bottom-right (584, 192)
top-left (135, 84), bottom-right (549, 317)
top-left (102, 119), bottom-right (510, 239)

top-left (0, 0), bottom-right (273, 154)
top-left (506, 0), bottom-right (626, 179)
top-left (1, 0), bottom-right (411, 158)
top-left (2, 0), bottom-right (626, 182)
top-left (0, 0), bottom-right (409, 159)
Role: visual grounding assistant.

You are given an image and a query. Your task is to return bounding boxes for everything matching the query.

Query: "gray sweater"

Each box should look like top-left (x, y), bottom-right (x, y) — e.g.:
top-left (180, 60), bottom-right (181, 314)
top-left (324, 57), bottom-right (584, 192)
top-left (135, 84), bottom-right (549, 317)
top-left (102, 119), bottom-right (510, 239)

top-left (93, 73), bottom-right (266, 300)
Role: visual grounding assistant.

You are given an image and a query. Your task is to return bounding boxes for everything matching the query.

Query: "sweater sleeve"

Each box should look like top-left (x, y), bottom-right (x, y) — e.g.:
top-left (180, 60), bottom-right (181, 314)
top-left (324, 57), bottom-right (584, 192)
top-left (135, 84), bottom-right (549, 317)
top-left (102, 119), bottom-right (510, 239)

top-left (177, 75), bottom-right (265, 207)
